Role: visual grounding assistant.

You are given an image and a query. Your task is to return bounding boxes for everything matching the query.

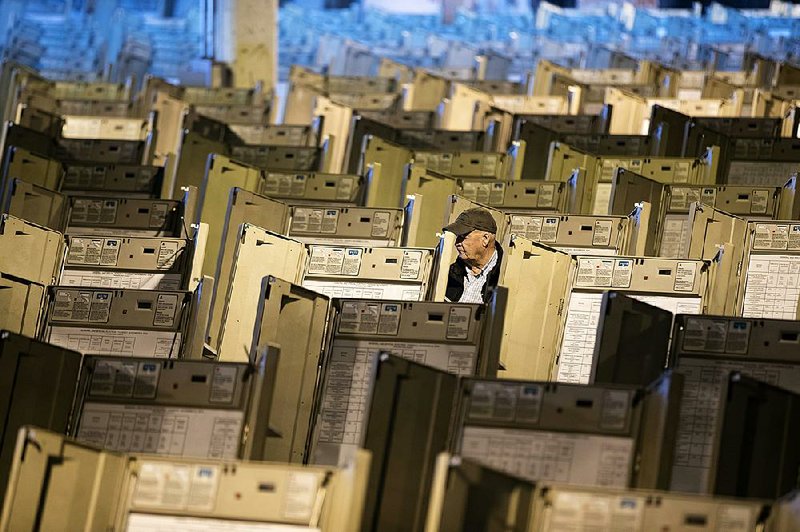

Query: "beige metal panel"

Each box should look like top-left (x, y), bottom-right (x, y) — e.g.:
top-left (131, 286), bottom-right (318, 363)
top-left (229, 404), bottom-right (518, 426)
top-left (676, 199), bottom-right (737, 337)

top-left (216, 226), bottom-right (306, 362)
top-left (497, 238), bottom-right (572, 380)
top-left (670, 314), bottom-right (800, 494)
top-left (0, 427), bottom-right (129, 532)
top-left (0, 214), bottom-right (63, 286)
top-left (686, 203), bottom-right (748, 315)
top-left (230, 123), bottom-right (316, 146)
top-left (302, 245), bottom-right (435, 302)
top-left (262, 172), bottom-right (362, 204)
top-left (778, 175), bottom-right (799, 221)
top-left (44, 287), bottom-right (191, 358)
top-left (61, 116), bottom-right (150, 142)
top-left (315, 96), bottom-right (354, 175)
top-left (172, 131), bottom-right (228, 199)
top-left (403, 165), bottom-right (459, 248)
top-left (288, 205), bottom-right (403, 247)
top-left (609, 168), bottom-right (664, 256)
top-left (66, 197), bottom-right (184, 237)
top-left (61, 164), bottom-right (163, 198)
top-left (2, 146), bottom-right (63, 191)
top-left (403, 70), bottom-right (450, 112)
top-left (148, 92), bottom-right (190, 168)
top-left (555, 256), bottom-right (709, 384)
top-left (310, 299), bottom-right (488, 467)
top-left (229, 144), bottom-right (321, 172)
top-left (115, 451), bottom-right (370, 532)
top-left (52, 81), bottom-right (131, 102)
top-left (198, 154), bottom-right (264, 277)
top-left (3, 178), bottom-right (67, 232)
top-left (507, 213), bottom-right (631, 256)
top-left (60, 235), bottom-right (192, 291)
top-left (440, 83), bottom-right (492, 131)
top-left (361, 136), bottom-right (413, 208)
top-left (0, 277), bottom-right (46, 337)
top-left (459, 179), bottom-right (566, 212)
top-left (529, 483), bottom-right (768, 531)
top-left (207, 188), bottom-right (289, 350)
top-left (251, 276), bottom-right (329, 463)
top-left (194, 103), bottom-right (271, 125)
top-left (736, 220), bottom-right (800, 318)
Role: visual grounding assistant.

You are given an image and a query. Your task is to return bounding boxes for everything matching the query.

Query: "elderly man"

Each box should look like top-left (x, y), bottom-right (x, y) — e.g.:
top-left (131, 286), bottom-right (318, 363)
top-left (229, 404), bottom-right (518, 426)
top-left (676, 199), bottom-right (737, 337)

top-left (442, 208), bottom-right (503, 304)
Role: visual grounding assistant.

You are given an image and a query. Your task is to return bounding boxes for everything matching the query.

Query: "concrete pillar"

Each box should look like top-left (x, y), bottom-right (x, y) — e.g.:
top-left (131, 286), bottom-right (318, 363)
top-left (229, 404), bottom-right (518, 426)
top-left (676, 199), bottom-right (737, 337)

top-left (215, 0), bottom-right (277, 93)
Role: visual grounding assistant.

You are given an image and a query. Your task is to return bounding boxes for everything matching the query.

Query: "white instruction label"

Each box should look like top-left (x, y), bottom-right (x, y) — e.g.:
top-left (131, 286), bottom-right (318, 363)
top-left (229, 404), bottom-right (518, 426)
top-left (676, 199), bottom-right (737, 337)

top-left (400, 250), bottom-right (423, 279)
top-left (750, 189), bottom-right (769, 214)
top-left (126, 514), bottom-right (319, 532)
top-left (67, 238), bottom-right (103, 265)
top-left (336, 177), bottom-right (355, 201)
top-left (283, 472), bottom-right (320, 521)
top-left (48, 327), bottom-right (182, 358)
top-left (446, 306), bottom-right (472, 340)
top-left (461, 427), bottom-right (633, 487)
top-left (575, 258), bottom-right (614, 287)
top-left (549, 492), bottom-right (645, 531)
top-left (210, 365), bottom-right (238, 404)
top-left (157, 241), bottom-right (181, 269)
top-left (89, 360), bottom-right (161, 399)
top-left (77, 403), bottom-right (243, 458)
top-left (264, 173), bottom-right (307, 197)
top-left (611, 259), bottom-right (632, 288)
top-left (509, 215), bottom-right (543, 242)
top-left (681, 317), bottom-right (750, 354)
top-left (132, 463), bottom-right (220, 512)
top-left (302, 280), bottom-right (422, 302)
top-left (742, 253), bottom-right (800, 319)
top-left (371, 211), bottom-right (391, 237)
top-left (150, 202), bottom-right (170, 227)
top-left (60, 270), bottom-right (182, 290)
top-left (592, 220), bottom-right (613, 246)
top-left (70, 199), bottom-right (118, 225)
top-left (669, 187), bottom-right (702, 211)
top-left (307, 247), bottom-right (362, 276)
top-left (752, 223), bottom-right (789, 250)
top-left (466, 382), bottom-right (543, 424)
top-left (541, 217), bottom-right (559, 243)
top-left (154, 294), bottom-right (178, 327)
top-left (51, 289), bottom-right (112, 323)
top-left (674, 262), bottom-right (698, 292)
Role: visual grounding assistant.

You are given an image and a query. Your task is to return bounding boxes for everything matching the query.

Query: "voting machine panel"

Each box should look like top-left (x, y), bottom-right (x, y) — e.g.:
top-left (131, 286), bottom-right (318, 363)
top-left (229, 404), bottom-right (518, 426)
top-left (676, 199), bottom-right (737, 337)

top-left (230, 144), bottom-right (321, 172)
top-left (214, 226), bottom-right (306, 363)
top-left (1, 214), bottom-right (64, 286)
top-left (0, 332), bottom-right (82, 504)
top-left (608, 168), bottom-right (664, 256)
top-left (70, 354), bottom-right (274, 460)
top-left (508, 213), bottom-right (631, 256)
top-left (56, 138), bottom-right (151, 166)
top-left (1, 146), bottom-right (63, 192)
top-left (116, 452), bottom-right (369, 532)
top-left (250, 277), bottom-right (330, 463)
top-left (738, 221), bottom-right (800, 319)
top-left (310, 299), bottom-right (493, 467)
top-left (262, 171), bottom-right (363, 205)
top-left (1, 427), bottom-right (129, 531)
top-left (528, 484), bottom-right (770, 531)
top-left (61, 163), bottom-right (163, 197)
top-left (3, 178), bottom-right (68, 231)
top-left (557, 256), bottom-right (707, 385)
top-left (66, 196), bottom-right (185, 237)
top-left (459, 179), bottom-right (567, 212)
top-left (61, 235), bottom-right (191, 290)
top-left (415, 151), bottom-right (511, 179)
top-left (44, 287), bottom-right (190, 358)
top-left (302, 245), bottom-right (434, 301)
top-left (451, 379), bottom-right (643, 489)
top-left (669, 315), bottom-right (800, 494)
top-left (207, 190), bottom-right (290, 351)
top-left (401, 165), bottom-right (459, 249)
top-left (287, 205), bottom-right (403, 247)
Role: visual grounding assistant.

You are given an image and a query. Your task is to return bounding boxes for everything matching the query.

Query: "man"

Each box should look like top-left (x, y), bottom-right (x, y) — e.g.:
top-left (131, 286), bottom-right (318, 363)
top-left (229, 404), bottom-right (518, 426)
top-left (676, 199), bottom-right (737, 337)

top-left (443, 208), bottom-right (503, 304)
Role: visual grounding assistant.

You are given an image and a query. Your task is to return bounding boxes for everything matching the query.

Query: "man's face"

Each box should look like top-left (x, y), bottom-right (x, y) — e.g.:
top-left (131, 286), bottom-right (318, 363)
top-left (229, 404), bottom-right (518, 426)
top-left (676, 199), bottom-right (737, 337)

top-left (455, 230), bottom-right (487, 263)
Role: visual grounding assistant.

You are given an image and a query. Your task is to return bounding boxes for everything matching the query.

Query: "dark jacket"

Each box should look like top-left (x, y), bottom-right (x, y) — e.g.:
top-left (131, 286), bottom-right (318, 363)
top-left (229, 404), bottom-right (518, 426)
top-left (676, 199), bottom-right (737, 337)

top-left (445, 243), bottom-right (503, 303)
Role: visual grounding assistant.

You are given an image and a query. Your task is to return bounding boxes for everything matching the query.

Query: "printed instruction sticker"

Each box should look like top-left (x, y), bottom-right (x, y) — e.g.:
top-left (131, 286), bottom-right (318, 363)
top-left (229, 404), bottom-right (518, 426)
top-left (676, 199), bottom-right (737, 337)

top-left (575, 258), bottom-right (614, 287)
top-left (700, 187), bottom-right (717, 206)
top-left (67, 238), bottom-right (104, 265)
top-left (99, 238), bottom-right (120, 266)
top-left (307, 247), bottom-right (346, 275)
top-left (89, 291), bottom-right (112, 323)
top-left (371, 211), bottom-right (391, 238)
top-left (592, 220), bottom-right (613, 247)
top-left (611, 259), bottom-right (633, 288)
top-left (336, 177), bottom-right (354, 200)
top-left (752, 224), bottom-right (788, 250)
top-left (283, 472), bottom-right (319, 521)
top-left (446, 306), bottom-right (472, 340)
top-left (674, 262), bottom-right (697, 292)
top-left (338, 301), bottom-right (382, 335)
top-left (541, 217), bottom-right (559, 243)
top-left (377, 303), bottom-right (401, 335)
top-left (133, 361), bottom-right (161, 399)
top-left (669, 187), bottom-right (701, 211)
top-left (681, 317), bottom-right (728, 353)
top-left (750, 189), bottom-right (769, 214)
top-left (515, 384), bottom-right (543, 424)
top-left (52, 290), bottom-right (93, 321)
top-left (157, 241), bottom-right (181, 269)
top-left (538, 184), bottom-right (555, 208)
top-left (400, 250), bottom-right (423, 279)
top-left (789, 225), bottom-right (800, 251)
top-left (154, 294), bottom-right (178, 327)
top-left (209, 365), bottom-right (237, 404)
top-left (342, 248), bottom-right (362, 276)
top-left (149, 202), bottom-right (170, 228)
top-left (89, 360), bottom-right (137, 397)
top-left (600, 390), bottom-right (631, 430)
